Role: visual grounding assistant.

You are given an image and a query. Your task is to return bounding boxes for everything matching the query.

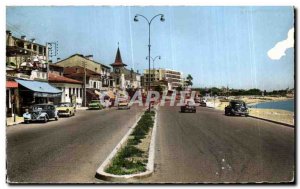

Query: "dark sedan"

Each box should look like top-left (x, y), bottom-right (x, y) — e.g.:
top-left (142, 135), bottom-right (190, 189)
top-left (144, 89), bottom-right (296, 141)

top-left (180, 103), bottom-right (196, 113)
top-left (225, 100), bottom-right (249, 116)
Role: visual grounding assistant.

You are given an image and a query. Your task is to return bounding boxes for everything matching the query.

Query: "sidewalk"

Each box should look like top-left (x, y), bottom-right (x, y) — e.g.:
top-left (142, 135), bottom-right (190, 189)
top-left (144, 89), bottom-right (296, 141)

top-left (6, 116), bottom-right (24, 126)
top-left (76, 107), bottom-right (89, 110)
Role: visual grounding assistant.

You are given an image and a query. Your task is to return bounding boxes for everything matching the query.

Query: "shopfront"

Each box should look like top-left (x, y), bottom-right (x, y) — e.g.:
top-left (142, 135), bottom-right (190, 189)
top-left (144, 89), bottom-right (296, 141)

top-left (15, 79), bottom-right (62, 114)
top-left (6, 81), bottom-right (18, 117)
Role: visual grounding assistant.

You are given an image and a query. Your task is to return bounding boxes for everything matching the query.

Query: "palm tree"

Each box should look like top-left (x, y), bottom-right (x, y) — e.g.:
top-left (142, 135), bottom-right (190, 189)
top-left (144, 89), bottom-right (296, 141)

top-left (186, 74), bottom-right (193, 86)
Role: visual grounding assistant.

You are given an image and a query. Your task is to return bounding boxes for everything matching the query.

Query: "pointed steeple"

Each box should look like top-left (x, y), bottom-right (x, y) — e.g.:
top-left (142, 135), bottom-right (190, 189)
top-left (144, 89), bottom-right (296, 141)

top-left (110, 43), bottom-right (127, 67)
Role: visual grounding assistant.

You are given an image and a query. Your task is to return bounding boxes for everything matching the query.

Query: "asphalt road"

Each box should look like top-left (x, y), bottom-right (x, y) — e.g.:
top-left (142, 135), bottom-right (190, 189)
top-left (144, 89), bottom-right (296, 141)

top-left (6, 105), bottom-right (144, 183)
top-left (6, 104), bottom-right (295, 183)
top-left (140, 105), bottom-right (295, 183)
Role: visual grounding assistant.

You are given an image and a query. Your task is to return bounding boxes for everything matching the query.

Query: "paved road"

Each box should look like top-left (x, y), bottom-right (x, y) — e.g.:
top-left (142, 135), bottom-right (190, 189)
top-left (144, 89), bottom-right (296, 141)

top-left (6, 105), bottom-right (144, 183)
top-left (140, 105), bottom-right (294, 183)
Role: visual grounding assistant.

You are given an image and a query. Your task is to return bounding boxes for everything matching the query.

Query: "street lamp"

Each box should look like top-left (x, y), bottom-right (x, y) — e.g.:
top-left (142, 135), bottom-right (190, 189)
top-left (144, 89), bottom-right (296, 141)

top-left (134, 14), bottom-right (165, 112)
top-left (146, 55), bottom-right (161, 84)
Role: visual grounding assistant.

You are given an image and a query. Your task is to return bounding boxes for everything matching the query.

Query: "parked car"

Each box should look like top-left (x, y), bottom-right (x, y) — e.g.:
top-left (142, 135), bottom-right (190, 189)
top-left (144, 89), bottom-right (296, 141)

top-left (225, 100), bottom-right (249, 116)
top-left (23, 104), bottom-right (59, 123)
top-left (118, 99), bottom-right (130, 110)
top-left (180, 102), bottom-right (196, 113)
top-left (57, 102), bottom-right (76, 117)
top-left (88, 100), bottom-right (103, 110)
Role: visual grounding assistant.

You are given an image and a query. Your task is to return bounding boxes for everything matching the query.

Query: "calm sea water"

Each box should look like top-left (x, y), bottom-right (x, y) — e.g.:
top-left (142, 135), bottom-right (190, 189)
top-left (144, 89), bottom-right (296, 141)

top-left (249, 99), bottom-right (294, 112)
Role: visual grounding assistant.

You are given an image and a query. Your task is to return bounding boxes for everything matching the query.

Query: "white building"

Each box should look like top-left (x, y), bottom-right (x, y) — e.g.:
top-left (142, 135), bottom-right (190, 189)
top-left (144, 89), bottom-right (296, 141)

top-left (48, 73), bottom-right (83, 107)
top-left (144, 68), bottom-right (183, 90)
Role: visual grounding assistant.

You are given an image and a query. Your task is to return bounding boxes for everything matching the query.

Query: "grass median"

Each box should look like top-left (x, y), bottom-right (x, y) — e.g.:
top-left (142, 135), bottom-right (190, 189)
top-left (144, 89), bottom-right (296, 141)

top-left (105, 111), bottom-right (155, 175)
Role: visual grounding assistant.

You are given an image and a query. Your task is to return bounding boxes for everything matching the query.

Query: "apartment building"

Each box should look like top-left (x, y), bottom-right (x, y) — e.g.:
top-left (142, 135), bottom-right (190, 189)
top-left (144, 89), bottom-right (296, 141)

top-left (143, 68), bottom-right (183, 90)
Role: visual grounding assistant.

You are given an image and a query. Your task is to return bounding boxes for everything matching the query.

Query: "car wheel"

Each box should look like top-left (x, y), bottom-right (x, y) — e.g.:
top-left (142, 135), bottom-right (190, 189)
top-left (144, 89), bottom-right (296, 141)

top-left (25, 120), bottom-right (30, 124)
top-left (43, 116), bottom-right (48, 123)
top-left (55, 117), bottom-right (58, 121)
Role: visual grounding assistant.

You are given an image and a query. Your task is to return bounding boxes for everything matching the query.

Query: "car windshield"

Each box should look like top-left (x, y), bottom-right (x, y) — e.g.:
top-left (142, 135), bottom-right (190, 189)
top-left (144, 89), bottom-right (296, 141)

top-left (32, 105), bottom-right (54, 110)
top-left (58, 103), bottom-right (71, 107)
top-left (231, 101), bottom-right (245, 107)
top-left (32, 105), bottom-right (46, 110)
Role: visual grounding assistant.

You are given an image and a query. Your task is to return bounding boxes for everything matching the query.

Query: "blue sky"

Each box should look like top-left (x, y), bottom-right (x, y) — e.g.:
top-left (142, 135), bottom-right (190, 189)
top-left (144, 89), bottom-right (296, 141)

top-left (6, 6), bottom-right (294, 91)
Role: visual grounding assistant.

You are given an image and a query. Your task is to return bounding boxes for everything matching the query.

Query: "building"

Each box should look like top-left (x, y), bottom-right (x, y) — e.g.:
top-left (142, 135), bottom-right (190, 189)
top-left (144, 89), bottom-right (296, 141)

top-left (48, 73), bottom-right (83, 106)
top-left (49, 63), bottom-right (64, 76)
top-left (143, 68), bottom-right (183, 90)
top-left (6, 31), bottom-right (48, 81)
top-left (56, 54), bottom-right (111, 90)
top-left (63, 66), bottom-right (102, 90)
top-left (6, 31), bottom-right (61, 116)
top-left (110, 46), bottom-right (141, 91)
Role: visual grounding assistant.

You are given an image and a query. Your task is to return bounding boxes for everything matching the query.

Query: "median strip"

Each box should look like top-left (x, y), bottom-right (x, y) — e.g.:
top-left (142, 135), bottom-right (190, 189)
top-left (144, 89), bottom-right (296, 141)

top-left (95, 106), bottom-right (158, 181)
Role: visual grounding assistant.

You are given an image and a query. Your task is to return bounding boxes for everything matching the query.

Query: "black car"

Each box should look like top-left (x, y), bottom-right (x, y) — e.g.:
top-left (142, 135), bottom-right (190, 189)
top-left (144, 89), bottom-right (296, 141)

top-left (23, 104), bottom-right (59, 123)
top-left (181, 103), bottom-right (196, 113)
top-left (225, 100), bottom-right (249, 116)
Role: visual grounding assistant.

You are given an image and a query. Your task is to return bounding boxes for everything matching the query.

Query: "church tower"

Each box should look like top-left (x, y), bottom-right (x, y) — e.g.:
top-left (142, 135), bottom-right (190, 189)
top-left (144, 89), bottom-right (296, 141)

top-left (110, 44), bottom-right (127, 89)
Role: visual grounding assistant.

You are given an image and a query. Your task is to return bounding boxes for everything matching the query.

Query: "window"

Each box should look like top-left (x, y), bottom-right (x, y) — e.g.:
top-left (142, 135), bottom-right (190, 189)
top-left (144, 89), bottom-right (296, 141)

top-left (76, 88), bottom-right (79, 97)
top-left (33, 45), bottom-right (37, 51)
top-left (93, 82), bottom-right (96, 88)
top-left (38, 46), bottom-right (43, 54)
top-left (69, 88), bottom-right (71, 95)
top-left (80, 88), bottom-right (82, 98)
top-left (73, 88), bottom-right (75, 95)
top-left (116, 78), bottom-right (120, 85)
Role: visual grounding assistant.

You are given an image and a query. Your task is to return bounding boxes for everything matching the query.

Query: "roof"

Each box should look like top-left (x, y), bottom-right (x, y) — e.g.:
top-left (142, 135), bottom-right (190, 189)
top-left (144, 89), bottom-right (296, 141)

top-left (48, 73), bottom-right (82, 84)
top-left (6, 81), bottom-right (18, 88)
top-left (15, 79), bottom-right (61, 94)
top-left (110, 47), bottom-right (127, 67)
top-left (63, 66), bottom-right (100, 77)
top-left (56, 54), bottom-right (111, 69)
top-left (49, 63), bottom-right (63, 68)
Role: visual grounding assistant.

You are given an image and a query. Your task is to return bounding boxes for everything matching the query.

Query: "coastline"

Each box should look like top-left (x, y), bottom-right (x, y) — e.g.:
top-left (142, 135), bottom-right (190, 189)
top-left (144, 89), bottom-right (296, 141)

top-left (210, 96), bottom-right (294, 126)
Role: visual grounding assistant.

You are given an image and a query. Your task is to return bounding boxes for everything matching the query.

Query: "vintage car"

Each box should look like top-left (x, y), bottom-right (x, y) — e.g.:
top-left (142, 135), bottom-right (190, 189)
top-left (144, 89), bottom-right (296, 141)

top-left (56, 102), bottom-right (76, 117)
top-left (180, 102), bottom-right (196, 113)
top-left (88, 100), bottom-right (103, 110)
top-left (23, 104), bottom-right (59, 123)
top-left (118, 99), bottom-right (130, 110)
top-left (225, 100), bottom-right (249, 116)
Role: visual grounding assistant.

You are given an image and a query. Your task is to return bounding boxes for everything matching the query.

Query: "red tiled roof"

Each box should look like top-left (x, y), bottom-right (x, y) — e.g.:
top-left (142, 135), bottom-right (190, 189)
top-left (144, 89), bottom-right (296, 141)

top-left (63, 66), bottom-right (100, 76)
top-left (6, 81), bottom-right (18, 88)
top-left (48, 73), bottom-right (82, 84)
top-left (110, 47), bottom-right (127, 67)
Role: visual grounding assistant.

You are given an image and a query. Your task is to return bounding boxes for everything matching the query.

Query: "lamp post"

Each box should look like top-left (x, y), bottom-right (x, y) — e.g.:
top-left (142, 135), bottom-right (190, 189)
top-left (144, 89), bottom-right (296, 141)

top-left (146, 55), bottom-right (161, 84)
top-left (134, 14), bottom-right (165, 112)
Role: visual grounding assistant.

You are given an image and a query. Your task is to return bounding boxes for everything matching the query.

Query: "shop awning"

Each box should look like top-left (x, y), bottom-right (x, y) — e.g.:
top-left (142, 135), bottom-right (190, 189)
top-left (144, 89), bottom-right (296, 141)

top-left (6, 81), bottom-right (18, 88)
top-left (15, 79), bottom-right (62, 97)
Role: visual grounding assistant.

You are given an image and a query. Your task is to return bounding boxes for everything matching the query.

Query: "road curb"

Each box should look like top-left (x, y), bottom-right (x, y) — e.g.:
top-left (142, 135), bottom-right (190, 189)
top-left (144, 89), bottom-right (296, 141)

top-left (95, 106), bottom-right (159, 181)
top-left (248, 115), bottom-right (294, 128)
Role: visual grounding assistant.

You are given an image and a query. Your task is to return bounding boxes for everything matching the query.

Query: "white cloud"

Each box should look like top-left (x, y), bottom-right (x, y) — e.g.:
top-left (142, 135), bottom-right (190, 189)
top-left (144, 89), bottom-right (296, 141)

top-left (267, 28), bottom-right (294, 60)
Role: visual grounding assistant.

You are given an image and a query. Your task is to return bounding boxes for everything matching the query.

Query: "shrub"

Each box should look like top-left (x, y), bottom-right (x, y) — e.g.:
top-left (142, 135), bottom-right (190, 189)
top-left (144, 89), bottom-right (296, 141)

top-left (105, 110), bottom-right (155, 175)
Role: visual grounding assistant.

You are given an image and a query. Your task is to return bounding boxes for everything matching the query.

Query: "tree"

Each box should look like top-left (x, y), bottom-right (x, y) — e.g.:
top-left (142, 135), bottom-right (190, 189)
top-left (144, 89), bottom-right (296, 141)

top-left (176, 85), bottom-right (183, 92)
top-left (186, 74), bottom-right (193, 86)
top-left (154, 85), bottom-right (163, 94)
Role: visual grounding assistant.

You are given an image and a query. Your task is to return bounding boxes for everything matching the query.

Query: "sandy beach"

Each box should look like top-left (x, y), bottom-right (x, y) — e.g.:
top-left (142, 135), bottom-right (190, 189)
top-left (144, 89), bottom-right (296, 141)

top-left (207, 96), bottom-right (294, 126)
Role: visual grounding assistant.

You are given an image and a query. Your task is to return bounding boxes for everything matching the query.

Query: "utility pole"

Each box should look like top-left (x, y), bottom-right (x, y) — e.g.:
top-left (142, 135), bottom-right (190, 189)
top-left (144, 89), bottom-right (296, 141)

top-left (83, 61), bottom-right (87, 107)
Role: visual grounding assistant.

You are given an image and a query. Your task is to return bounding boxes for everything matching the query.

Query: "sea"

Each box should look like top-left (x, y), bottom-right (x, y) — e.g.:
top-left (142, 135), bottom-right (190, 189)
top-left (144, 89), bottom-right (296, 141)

top-left (249, 99), bottom-right (294, 112)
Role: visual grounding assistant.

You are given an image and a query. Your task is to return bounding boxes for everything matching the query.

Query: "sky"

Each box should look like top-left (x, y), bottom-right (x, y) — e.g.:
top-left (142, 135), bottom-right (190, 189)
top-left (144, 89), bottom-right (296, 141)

top-left (6, 6), bottom-right (294, 91)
